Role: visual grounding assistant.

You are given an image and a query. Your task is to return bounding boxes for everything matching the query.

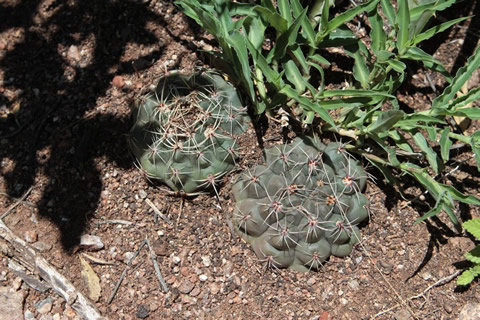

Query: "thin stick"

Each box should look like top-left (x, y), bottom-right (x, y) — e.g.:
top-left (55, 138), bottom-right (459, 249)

top-left (176, 196), bottom-right (184, 226)
top-left (94, 219), bottom-right (133, 226)
top-left (1, 187), bottom-right (33, 219)
top-left (107, 239), bottom-right (147, 305)
top-left (145, 199), bottom-right (172, 225)
top-left (0, 191), bottom-right (36, 207)
top-left (145, 237), bottom-right (168, 293)
top-left (372, 271), bottom-right (461, 319)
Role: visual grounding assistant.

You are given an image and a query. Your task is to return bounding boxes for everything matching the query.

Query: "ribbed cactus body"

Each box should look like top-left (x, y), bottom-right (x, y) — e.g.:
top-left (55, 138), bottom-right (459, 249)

top-left (232, 136), bottom-right (369, 272)
top-left (129, 70), bottom-right (250, 194)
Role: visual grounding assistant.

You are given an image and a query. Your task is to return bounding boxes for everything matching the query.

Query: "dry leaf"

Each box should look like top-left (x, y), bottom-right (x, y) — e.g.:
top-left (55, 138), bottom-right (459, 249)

top-left (79, 255), bottom-right (101, 302)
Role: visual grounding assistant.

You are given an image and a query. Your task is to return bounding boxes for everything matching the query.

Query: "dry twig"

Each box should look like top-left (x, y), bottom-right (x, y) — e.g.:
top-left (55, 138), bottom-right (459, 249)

top-left (145, 237), bottom-right (168, 293)
top-left (107, 239), bottom-right (147, 304)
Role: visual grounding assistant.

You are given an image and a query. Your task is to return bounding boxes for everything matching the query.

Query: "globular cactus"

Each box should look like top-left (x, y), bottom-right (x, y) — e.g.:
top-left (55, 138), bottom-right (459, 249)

top-left (231, 136), bottom-right (369, 272)
top-left (129, 70), bottom-right (250, 195)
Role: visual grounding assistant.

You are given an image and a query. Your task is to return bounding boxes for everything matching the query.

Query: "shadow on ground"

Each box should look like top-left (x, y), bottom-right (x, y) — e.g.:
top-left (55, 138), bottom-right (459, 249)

top-left (0, 0), bottom-right (170, 251)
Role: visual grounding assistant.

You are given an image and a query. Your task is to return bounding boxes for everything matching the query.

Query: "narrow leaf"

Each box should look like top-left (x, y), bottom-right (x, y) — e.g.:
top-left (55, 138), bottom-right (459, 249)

top-left (439, 127), bottom-right (452, 162)
top-left (413, 16), bottom-right (470, 46)
top-left (366, 110), bottom-right (405, 134)
top-left (433, 43), bottom-right (480, 109)
top-left (413, 131), bottom-right (442, 173)
top-left (368, 7), bottom-right (386, 53)
top-left (471, 131), bottom-right (480, 171)
top-left (397, 0), bottom-right (411, 54)
top-left (380, 0), bottom-right (395, 25)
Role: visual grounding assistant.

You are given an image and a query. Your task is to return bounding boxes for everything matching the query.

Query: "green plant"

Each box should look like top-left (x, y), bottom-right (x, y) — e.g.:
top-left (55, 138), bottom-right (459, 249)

top-left (177, 0), bottom-right (480, 229)
top-left (232, 136), bottom-right (369, 271)
top-left (457, 218), bottom-right (480, 286)
top-left (128, 70), bottom-right (250, 195)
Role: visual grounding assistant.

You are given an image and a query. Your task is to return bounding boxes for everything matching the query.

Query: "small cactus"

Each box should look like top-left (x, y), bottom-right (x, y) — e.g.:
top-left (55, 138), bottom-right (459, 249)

top-left (129, 70), bottom-right (250, 195)
top-left (231, 136), bottom-right (369, 272)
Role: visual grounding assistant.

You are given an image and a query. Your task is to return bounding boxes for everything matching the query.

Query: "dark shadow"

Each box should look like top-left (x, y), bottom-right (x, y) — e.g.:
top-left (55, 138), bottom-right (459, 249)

top-left (0, 0), bottom-right (178, 251)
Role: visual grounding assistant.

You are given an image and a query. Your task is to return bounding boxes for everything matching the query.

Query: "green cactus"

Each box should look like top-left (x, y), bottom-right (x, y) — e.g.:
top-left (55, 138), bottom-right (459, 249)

top-left (231, 136), bottom-right (369, 272)
top-left (129, 70), bottom-right (250, 195)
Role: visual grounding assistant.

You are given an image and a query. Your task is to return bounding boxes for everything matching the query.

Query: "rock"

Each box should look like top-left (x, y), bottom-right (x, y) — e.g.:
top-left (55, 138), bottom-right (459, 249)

top-left (307, 278), bottom-right (316, 286)
top-left (0, 286), bottom-right (25, 320)
top-left (24, 310), bottom-right (35, 320)
top-left (178, 280), bottom-right (195, 294)
top-left (201, 256), bottom-right (211, 267)
top-left (458, 303), bottom-right (480, 320)
top-left (138, 190), bottom-right (147, 199)
top-left (393, 309), bottom-right (411, 320)
top-left (79, 234), bottom-right (104, 251)
top-left (32, 241), bottom-right (52, 252)
top-left (67, 45), bottom-right (81, 62)
top-left (34, 297), bottom-right (53, 314)
top-left (347, 280), bottom-right (359, 290)
top-left (136, 304), bottom-right (149, 319)
top-left (112, 75), bottom-right (125, 88)
top-left (24, 230), bottom-right (38, 243)
top-left (199, 275), bottom-right (208, 282)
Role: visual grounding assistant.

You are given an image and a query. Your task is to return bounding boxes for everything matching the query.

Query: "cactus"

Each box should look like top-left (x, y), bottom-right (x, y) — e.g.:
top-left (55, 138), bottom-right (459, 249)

top-left (129, 70), bottom-right (250, 195)
top-left (231, 136), bottom-right (370, 272)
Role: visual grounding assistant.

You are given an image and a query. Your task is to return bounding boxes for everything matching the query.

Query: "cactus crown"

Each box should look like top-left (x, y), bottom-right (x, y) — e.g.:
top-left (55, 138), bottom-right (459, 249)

top-left (129, 70), bottom-right (250, 195)
top-left (232, 136), bottom-right (370, 272)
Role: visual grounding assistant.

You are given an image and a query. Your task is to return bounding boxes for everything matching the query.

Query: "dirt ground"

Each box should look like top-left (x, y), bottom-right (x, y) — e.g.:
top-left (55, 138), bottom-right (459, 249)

top-left (1, 0), bottom-right (480, 319)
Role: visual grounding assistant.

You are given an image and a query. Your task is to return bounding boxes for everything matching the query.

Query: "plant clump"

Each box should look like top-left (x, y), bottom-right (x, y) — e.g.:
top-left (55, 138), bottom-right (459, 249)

top-left (129, 70), bottom-right (250, 195)
top-left (232, 136), bottom-right (370, 271)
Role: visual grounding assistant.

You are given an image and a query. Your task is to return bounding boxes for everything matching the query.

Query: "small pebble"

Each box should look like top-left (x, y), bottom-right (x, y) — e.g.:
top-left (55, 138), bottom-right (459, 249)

top-left (35, 297), bottom-right (53, 314)
top-left (24, 230), bottom-right (38, 243)
top-left (199, 275), bottom-right (208, 282)
top-left (138, 190), bottom-right (147, 199)
top-left (112, 75), bottom-right (125, 88)
top-left (136, 304), bottom-right (149, 319)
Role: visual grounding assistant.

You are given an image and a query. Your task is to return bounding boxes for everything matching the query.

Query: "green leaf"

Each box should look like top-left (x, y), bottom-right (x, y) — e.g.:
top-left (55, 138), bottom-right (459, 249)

top-left (410, 0), bottom-right (457, 22)
top-left (433, 43), bottom-right (480, 109)
top-left (412, 16), bottom-right (470, 46)
top-left (387, 60), bottom-right (407, 73)
top-left (272, 8), bottom-right (307, 60)
top-left (414, 192), bottom-right (445, 225)
top-left (319, 0), bottom-right (380, 43)
top-left (397, 0), bottom-right (411, 54)
top-left (284, 60), bottom-right (306, 92)
top-left (225, 31), bottom-right (255, 102)
top-left (380, 0), bottom-right (395, 25)
top-left (244, 17), bottom-right (266, 50)
top-left (254, 7), bottom-right (289, 33)
top-left (246, 39), bottom-right (282, 88)
top-left (368, 7), bottom-right (386, 53)
top-left (310, 54), bottom-right (330, 65)
top-left (466, 246), bottom-right (480, 264)
top-left (353, 50), bottom-right (370, 89)
top-left (441, 184), bottom-right (480, 206)
top-left (366, 110), bottom-right (405, 134)
top-left (464, 219), bottom-right (480, 241)
top-left (448, 86), bottom-right (480, 113)
top-left (395, 114), bottom-right (445, 127)
top-left (278, 0), bottom-right (292, 24)
top-left (368, 133), bottom-right (400, 166)
top-left (457, 265), bottom-right (480, 286)
top-left (412, 131), bottom-right (442, 173)
top-left (291, 0), bottom-right (316, 46)
top-left (402, 47), bottom-right (452, 81)
top-left (389, 130), bottom-right (414, 153)
top-left (439, 127), bottom-right (452, 162)
top-left (279, 85), bottom-right (337, 129)
top-left (321, 89), bottom-right (394, 99)
top-left (471, 131), bottom-right (480, 171)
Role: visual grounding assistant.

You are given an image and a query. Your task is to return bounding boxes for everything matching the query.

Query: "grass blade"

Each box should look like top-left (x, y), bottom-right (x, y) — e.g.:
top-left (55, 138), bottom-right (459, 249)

top-left (433, 43), bottom-right (480, 109)
top-left (397, 0), bottom-right (411, 54)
